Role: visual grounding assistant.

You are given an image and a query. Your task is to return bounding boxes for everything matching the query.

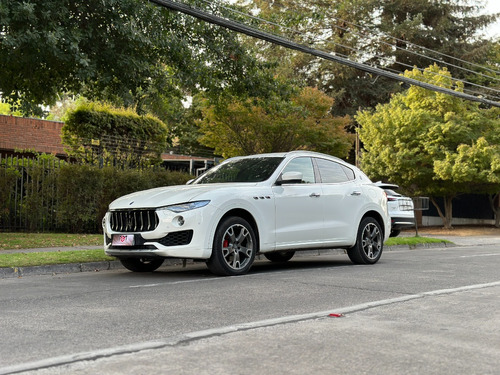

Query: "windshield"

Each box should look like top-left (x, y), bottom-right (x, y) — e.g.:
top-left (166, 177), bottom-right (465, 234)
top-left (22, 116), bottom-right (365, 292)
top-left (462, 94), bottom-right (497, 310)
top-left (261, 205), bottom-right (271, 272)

top-left (194, 157), bottom-right (284, 184)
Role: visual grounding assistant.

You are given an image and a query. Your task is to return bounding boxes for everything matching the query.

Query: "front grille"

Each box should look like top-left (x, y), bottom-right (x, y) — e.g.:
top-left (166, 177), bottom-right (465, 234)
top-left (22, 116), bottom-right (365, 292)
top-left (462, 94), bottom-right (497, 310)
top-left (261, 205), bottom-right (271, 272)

top-left (109, 209), bottom-right (159, 232)
top-left (158, 230), bottom-right (193, 246)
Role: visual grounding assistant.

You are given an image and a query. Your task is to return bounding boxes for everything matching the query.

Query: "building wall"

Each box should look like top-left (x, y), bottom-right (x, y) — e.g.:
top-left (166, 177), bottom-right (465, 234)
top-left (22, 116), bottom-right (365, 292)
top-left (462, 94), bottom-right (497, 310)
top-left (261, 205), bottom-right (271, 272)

top-left (0, 115), bottom-right (66, 156)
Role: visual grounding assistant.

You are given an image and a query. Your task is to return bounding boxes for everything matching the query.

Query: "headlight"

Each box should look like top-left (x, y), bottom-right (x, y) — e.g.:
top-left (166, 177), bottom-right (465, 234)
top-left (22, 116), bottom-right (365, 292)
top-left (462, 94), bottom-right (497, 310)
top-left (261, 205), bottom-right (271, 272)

top-left (158, 200), bottom-right (210, 213)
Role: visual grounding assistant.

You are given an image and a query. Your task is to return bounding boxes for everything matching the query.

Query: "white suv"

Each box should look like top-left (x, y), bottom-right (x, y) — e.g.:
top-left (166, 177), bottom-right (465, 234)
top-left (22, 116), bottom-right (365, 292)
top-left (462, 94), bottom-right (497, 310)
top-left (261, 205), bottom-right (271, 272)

top-left (375, 182), bottom-right (415, 237)
top-left (103, 151), bottom-right (391, 276)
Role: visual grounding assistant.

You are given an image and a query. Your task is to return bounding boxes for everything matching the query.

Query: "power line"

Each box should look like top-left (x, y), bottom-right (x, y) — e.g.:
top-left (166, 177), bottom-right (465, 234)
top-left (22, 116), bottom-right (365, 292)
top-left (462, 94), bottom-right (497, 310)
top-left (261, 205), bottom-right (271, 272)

top-left (149, 0), bottom-right (500, 108)
top-left (197, 0), bottom-right (500, 101)
top-left (324, 14), bottom-right (500, 78)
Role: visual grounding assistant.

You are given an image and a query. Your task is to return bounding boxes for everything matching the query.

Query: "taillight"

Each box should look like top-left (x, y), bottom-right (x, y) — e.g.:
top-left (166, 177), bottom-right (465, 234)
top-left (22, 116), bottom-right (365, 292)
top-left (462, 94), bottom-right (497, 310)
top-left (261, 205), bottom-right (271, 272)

top-left (384, 191), bottom-right (397, 201)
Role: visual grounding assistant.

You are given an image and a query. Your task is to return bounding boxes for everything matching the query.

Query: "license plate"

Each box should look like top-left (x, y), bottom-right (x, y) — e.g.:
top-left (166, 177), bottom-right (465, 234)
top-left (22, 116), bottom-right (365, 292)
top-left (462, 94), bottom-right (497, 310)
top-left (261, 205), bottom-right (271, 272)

top-left (112, 234), bottom-right (135, 246)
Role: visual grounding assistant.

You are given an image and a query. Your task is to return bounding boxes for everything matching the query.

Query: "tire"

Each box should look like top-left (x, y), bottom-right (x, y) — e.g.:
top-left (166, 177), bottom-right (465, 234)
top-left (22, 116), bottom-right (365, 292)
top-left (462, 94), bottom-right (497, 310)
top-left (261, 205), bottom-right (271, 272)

top-left (206, 216), bottom-right (257, 276)
top-left (390, 229), bottom-right (401, 237)
top-left (264, 251), bottom-right (295, 262)
top-left (347, 217), bottom-right (383, 265)
top-left (119, 257), bottom-right (164, 272)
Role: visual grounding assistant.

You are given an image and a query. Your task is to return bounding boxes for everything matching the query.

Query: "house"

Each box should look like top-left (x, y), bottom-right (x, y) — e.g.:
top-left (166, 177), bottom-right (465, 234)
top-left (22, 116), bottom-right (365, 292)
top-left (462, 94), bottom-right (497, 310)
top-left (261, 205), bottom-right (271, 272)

top-left (0, 115), bottom-right (66, 158)
top-left (0, 114), bottom-right (215, 174)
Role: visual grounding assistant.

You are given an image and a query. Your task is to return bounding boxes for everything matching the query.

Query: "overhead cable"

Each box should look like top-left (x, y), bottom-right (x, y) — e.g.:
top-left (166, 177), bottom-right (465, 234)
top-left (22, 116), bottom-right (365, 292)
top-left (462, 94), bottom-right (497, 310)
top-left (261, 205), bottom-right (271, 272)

top-left (198, 0), bottom-right (500, 100)
top-left (149, 0), bottom-right (500, 108)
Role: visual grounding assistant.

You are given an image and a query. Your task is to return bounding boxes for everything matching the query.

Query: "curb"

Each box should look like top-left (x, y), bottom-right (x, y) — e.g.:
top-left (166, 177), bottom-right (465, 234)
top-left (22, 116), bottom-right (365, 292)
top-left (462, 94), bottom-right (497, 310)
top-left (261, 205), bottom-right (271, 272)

top-left (0, 261), bottom-right (122, 279)
top-left (0, 241), bottom-right (454, 279)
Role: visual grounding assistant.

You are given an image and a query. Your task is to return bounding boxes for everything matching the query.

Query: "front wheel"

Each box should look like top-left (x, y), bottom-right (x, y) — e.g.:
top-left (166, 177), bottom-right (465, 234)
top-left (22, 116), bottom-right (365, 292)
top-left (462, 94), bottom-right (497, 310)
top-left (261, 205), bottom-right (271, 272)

top-left (119, 257), bottom-right (164, 272)
top-left (206, 216), bottom-right (257, 276)
top-left (347, 217), bottom-right (383, 264)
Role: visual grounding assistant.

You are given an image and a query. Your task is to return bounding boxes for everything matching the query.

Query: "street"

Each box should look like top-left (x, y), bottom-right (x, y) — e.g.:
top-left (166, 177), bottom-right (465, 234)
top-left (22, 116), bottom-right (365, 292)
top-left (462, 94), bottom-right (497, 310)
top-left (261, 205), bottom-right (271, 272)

top-left (1, 244), bottom-right (499, 374)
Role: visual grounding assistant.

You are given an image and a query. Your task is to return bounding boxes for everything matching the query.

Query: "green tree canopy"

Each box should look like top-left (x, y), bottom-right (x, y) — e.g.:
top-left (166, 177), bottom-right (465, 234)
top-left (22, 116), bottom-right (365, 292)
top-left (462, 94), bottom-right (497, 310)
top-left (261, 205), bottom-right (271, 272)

top-left (238, 0), bottom-right (499, 116)
top-left (357, 64), bottom-right (500, 228)
top-left (198, 86), bottom-right (354, 158)
top-left (0, 0), bottom-right (259, 115)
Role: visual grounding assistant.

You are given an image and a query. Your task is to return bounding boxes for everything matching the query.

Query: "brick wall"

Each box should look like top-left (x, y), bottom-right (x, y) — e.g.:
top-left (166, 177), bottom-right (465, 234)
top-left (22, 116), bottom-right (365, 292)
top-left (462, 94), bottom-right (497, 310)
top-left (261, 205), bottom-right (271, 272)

top-left (0, 115), bottom-right (66, 156)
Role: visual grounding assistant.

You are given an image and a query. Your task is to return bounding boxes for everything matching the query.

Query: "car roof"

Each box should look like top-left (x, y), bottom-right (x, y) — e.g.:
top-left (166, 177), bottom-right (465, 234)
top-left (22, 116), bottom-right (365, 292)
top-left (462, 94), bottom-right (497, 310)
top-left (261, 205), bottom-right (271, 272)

top-left (229, 150), bottom-right (346, 163)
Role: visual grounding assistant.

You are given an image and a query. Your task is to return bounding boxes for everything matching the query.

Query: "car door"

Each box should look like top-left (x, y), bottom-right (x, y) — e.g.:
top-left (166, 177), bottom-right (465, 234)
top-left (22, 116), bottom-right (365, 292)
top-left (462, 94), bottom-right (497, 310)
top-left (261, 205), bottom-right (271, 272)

top-left (272, 156), bottom-right (325, 249)
top-left (314, 158), bottom-right (362, 244)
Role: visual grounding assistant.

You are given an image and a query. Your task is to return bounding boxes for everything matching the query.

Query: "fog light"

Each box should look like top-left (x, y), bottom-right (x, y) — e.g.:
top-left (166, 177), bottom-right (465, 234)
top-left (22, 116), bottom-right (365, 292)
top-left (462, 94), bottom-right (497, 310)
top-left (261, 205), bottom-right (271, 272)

top-left (176, 216), bottom-right (185, 226)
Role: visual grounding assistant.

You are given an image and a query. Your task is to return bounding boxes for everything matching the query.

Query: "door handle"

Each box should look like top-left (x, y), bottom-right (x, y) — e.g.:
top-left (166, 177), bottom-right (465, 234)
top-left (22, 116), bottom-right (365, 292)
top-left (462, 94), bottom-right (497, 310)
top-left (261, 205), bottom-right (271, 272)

top-left (351, 191), bottom-right (361, 196)
top-left (309, 192), bottom-right (321, 198)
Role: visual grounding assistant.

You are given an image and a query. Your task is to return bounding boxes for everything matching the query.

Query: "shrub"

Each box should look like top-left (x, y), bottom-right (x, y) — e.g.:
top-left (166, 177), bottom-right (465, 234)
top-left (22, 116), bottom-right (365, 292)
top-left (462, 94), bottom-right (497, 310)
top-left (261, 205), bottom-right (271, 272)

top-left (2, 156), bottom-right (192, 233)
top-left (62, 102), bottom-right (170, 167)
top-left (57, 164), bottom-right (104, 233)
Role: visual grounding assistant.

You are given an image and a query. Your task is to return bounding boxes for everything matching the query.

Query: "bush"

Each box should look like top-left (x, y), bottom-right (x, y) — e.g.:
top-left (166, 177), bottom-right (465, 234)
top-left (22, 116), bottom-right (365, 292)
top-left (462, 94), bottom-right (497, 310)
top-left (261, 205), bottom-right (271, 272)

top-left (1, 155), bottom-right (192, 233)
top-left (56, 164), bottom-right (192, 233)
top-left (62, 102), bottom-right (170, 167)
top-left (0, 164), bottom-right (20, 225)
top-left (57, 164), bottom-right (104, 233)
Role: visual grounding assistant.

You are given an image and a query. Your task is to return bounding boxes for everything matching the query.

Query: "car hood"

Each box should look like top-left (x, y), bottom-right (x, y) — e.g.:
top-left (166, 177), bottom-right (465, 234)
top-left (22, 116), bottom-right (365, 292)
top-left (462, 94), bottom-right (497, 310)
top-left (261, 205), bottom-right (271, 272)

top-left (109, 183), bottom-right (258, 210)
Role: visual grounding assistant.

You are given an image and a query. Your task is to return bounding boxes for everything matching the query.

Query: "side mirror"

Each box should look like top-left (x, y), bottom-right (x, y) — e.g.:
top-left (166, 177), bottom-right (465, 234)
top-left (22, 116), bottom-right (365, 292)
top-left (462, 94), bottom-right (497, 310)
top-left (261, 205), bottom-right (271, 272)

top-left (276, 171), bottom-right (303, 185)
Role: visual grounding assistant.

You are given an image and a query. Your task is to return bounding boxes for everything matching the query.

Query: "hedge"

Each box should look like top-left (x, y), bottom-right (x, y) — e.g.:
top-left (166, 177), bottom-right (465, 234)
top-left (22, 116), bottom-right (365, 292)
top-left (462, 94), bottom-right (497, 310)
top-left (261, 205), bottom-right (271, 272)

top-left (62, 102), bottom-right (170, 167)
top-left (1, 157), bottom-right (191, 233)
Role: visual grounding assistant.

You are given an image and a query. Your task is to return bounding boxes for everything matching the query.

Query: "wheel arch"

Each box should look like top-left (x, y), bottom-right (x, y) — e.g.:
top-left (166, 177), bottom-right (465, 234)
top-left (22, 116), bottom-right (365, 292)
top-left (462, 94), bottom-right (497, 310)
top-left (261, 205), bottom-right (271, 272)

top-left (361, 210), bottom-right (386, 238)
top-left (218, 208), bottom-right (260, 251)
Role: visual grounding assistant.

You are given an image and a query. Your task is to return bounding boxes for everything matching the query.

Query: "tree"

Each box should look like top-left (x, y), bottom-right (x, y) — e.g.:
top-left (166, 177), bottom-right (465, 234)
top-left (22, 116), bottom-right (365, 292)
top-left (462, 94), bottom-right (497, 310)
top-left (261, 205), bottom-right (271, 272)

top-left (198, 87), bottom-right (354, 158)
top-left (238, 0), bottom-right (499, 116)
top-left (0, 0), bottom-right (259, 115)
top-left (357, 64), bottom-right (499, 228)
top-left (434, 126), bottom-right (500, 226)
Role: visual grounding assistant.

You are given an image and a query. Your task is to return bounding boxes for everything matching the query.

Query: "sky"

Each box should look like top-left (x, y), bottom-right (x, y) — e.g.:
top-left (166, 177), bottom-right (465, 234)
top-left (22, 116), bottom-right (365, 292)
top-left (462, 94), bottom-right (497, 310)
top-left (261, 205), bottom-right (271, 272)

top-left (485, 0), bottom-right (500, 38)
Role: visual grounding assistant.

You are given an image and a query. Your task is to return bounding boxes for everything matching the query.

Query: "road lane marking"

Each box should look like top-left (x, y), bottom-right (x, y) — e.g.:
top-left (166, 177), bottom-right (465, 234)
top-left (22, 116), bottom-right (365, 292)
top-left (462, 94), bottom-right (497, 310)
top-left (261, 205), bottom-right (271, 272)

top-left (129, 277), bottom-right (221, 288)
top-left (460, 253), bottom-right (500, 258)
top-left (2, 281), bottom-right (499, 375)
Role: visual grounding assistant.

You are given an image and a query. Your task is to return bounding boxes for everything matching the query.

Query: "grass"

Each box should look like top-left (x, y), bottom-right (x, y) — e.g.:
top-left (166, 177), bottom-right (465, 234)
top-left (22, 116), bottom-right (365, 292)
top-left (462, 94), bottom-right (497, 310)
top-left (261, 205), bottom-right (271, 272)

top-left (0, 249), bottom-right (114, 268)
top-left (0, 233), bottom-right (108, 269)
top-left (0, 233), bottom-right (102, 250)
top-left (386, 236), bottom-right (450, 247)
top-left (0, 232), bottom-right (450, 269)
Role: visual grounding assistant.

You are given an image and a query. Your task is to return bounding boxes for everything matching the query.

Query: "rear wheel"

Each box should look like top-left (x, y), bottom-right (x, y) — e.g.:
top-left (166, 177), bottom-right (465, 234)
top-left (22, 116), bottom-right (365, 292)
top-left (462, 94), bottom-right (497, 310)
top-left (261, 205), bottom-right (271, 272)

top-left (347, 217), bottom-right (383, 264)
top-left (207, 216), bottom-right (257, 276)
top-left (119, 257), bottom-right (164, 272)
top-left (264, 251), bottom-right (295, 262)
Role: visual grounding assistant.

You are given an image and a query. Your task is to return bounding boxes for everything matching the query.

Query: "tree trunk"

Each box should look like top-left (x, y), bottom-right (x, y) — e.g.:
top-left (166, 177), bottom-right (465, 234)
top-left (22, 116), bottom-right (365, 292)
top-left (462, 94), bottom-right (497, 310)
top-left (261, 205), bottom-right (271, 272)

top-left (488, 193), bottom-right (500, 228)
top-left (444, 196), bottom-right (453, 229)
top-left (430, 196), bottom-right (454, 229)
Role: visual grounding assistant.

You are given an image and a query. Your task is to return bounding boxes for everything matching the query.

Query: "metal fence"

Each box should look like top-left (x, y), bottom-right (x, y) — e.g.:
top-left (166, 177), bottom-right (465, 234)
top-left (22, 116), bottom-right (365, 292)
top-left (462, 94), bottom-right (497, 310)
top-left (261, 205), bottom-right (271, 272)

top-left (0, 155), bottom-right (63, 232)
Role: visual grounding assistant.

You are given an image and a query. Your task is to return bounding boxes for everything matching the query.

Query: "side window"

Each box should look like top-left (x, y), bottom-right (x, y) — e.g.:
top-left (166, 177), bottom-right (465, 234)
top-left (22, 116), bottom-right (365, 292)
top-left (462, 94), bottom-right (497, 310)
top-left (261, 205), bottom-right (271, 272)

top-left (315, 158), bottom-right (350, 183)
top-left (341, 165), bottom-right (355, 181)
top-left (281, 157), bottom-right (316, 183)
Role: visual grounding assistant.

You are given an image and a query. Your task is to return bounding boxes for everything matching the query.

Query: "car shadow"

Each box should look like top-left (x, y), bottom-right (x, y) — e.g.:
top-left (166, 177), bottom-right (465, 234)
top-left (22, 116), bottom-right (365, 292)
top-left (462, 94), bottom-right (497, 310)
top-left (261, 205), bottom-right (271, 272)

top-left (111, 255), bottom-right (354, 280)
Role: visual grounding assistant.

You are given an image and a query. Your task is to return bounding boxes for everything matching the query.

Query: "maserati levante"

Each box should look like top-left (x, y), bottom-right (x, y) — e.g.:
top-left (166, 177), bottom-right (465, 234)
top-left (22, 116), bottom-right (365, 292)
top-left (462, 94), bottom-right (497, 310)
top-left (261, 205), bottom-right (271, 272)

top-left (103, 151), bottom-right (390, 276)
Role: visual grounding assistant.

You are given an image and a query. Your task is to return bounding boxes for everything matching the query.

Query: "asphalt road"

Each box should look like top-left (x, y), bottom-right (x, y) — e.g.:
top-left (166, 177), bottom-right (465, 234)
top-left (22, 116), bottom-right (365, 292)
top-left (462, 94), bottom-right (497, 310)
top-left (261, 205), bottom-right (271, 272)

top-left (1, 244), bottom-right (499, 374)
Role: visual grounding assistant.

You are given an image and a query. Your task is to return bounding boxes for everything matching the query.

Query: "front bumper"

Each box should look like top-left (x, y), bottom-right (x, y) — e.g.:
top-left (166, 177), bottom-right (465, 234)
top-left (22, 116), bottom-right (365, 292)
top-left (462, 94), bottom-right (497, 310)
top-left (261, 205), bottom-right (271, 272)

top-left (102, 205), bottom-right (217, 260)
